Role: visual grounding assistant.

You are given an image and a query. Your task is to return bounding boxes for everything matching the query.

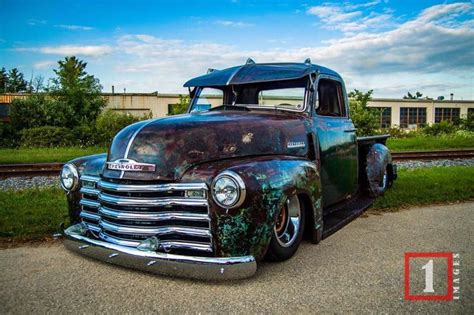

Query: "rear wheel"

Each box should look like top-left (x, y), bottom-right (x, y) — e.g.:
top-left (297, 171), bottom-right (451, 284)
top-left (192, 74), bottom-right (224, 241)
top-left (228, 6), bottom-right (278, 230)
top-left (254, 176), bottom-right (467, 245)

top-left (266, 195), bottom-right (305, 261)
top-left (368, 164), bottom-right (389, 197)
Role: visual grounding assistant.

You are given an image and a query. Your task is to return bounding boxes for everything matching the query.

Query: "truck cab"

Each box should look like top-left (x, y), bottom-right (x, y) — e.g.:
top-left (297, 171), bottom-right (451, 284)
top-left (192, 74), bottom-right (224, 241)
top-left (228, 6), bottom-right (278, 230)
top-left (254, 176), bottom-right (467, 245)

top-left (61, 59), bottom-right (396, 280)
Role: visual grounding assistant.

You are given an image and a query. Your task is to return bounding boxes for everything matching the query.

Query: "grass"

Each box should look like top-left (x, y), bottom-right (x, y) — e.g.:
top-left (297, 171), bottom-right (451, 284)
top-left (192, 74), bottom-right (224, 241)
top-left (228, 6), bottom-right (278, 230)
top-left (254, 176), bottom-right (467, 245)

top-left (387, 135), bottom-right (474, 152)
top-left (0, 187), bottom-right (68, 243)
top-left (372, 166), bottom-right (474, 211)
top-left (0, 167), bottom-right (473, 243)
top-left (0, 147), bottom-right (106, 164)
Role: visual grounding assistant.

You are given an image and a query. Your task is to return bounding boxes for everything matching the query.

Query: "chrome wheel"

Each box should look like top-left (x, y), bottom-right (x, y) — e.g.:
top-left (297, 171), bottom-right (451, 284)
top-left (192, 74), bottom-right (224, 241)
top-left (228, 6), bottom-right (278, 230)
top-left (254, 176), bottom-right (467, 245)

top-left (274, 195), bottom-right (301, 248)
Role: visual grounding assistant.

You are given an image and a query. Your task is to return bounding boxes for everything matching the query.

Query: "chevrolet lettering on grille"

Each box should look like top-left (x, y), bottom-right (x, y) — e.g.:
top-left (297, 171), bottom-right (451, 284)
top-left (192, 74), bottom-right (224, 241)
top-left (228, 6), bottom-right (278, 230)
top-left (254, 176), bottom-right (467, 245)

top-left (106, 159), bottom-right (156, 172)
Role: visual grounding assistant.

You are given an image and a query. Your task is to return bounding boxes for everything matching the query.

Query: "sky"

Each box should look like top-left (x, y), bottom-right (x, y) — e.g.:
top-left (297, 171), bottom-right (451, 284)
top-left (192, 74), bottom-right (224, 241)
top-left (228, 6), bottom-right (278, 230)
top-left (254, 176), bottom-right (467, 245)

top-left (1, 0), bottom-right (473, 99)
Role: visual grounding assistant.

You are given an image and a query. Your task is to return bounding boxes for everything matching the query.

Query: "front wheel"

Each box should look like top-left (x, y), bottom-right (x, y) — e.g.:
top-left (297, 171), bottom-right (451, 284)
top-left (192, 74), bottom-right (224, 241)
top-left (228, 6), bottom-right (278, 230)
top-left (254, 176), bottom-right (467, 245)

top-left (266, 195), bottom-right (305, 261)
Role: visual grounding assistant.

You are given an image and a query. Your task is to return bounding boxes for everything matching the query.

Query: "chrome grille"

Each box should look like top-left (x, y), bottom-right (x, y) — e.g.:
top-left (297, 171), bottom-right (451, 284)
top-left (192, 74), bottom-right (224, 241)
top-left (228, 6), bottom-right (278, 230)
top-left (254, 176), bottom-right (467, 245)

top-left (79, 176), bottom-right (212, 256)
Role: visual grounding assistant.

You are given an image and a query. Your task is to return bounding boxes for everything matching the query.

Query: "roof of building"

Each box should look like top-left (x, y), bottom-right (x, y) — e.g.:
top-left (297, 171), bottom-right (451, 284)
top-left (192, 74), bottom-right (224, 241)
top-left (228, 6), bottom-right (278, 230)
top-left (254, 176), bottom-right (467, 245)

top-left (183, 60), bottom-right (341, 87)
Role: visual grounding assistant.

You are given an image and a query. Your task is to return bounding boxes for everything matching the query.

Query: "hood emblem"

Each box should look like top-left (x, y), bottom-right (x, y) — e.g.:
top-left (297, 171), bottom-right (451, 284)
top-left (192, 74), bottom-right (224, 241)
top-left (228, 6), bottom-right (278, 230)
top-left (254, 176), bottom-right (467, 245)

top-left (287, 141), bottom-right (306, 149)
top-left (106, 159), bottom-right (156, 172)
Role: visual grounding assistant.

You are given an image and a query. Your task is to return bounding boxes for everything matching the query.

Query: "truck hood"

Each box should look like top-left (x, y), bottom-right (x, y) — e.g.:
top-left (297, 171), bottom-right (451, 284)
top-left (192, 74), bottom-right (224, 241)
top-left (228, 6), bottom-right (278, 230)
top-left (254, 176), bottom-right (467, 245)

top-left (103, 110), bottom-right (309, 181)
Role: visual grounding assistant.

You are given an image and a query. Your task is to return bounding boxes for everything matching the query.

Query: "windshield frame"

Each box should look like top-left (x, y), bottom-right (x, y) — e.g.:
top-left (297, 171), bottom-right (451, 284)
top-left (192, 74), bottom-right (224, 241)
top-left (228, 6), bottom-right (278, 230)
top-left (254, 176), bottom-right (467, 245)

top-left (188, 76), bottom-right (313, 114)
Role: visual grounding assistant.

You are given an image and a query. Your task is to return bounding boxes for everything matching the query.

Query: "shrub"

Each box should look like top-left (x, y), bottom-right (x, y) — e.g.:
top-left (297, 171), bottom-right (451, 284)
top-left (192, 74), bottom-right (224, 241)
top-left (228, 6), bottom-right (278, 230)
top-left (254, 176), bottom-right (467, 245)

top-left (9, 95), bottom-right (47, 131)
top-left (20, 126), bottom-right (75, 148)
top-left (0, 121), bottom-right (19, 147)
top-left (348, 89), bottom-right (380, 136)
top-left (95, 110), bottom-right (148, 146)
top-left (380, 127), bottom-right (411, 138)
top-left (72, 123), bottom-right (97, 147)
top-left (168, 94), bottom-right (190, 115)
top-left (460, 113), bottom-right (474, 132)
top-left (422, 121), bottom-right (456, 136)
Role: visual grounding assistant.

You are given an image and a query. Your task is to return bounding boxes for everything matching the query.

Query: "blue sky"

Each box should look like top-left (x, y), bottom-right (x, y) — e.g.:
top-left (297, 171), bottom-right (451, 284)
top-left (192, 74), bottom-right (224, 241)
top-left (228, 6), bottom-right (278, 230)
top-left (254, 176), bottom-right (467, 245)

top-left (1, 0), bottom-right (473, 99)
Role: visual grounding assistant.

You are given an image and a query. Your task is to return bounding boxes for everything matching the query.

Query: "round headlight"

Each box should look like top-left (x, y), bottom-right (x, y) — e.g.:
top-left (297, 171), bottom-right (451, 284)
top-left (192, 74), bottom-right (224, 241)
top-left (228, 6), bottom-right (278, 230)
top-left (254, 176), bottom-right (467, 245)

top-left (60, 164), bottom-right (79, 191)
top-left (211, 170), bottom-right (246, 209)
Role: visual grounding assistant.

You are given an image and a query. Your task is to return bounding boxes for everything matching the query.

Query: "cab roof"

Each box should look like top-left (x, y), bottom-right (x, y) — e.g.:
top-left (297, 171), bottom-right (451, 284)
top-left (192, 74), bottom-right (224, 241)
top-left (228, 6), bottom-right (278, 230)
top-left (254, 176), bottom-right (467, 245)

top-left (183, 60), bottom-right (341, 87)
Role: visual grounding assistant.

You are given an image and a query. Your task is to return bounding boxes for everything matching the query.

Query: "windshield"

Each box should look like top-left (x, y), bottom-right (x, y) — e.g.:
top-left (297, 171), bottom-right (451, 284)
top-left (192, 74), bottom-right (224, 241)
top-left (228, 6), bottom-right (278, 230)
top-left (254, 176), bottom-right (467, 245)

top-left (189, 79), bottom-right (308, 113)
top-left (190, 87), bottom-right (224, 112)
top-left (254, 88), bottom-right (305, 110)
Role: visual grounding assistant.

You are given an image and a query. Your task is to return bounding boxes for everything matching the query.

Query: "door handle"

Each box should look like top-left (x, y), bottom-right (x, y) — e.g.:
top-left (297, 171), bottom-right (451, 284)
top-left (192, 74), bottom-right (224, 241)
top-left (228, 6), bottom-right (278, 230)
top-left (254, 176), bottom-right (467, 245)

top-left (344, 129), bottom-right (356, 133)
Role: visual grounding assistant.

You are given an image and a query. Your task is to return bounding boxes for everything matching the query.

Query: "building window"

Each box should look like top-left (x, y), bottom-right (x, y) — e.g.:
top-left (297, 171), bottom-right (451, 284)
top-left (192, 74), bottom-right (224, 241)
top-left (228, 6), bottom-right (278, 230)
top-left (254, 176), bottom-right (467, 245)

top-left (400, 107), bottom-right (426, 128)
top-left (0, 104), bottom-right (9, 121)
top-left (434, 108), bottom-right (460, 123)
top-left (374, 107), bottom-right (391, 128)
top-left (467, 108), bottom-right (474, 116)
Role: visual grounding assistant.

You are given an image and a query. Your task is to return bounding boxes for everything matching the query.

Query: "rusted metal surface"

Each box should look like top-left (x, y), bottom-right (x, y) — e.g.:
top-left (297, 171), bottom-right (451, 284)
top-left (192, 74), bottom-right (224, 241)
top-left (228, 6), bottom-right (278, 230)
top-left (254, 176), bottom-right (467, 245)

top-left (104, 111), bottom-right (309, 181)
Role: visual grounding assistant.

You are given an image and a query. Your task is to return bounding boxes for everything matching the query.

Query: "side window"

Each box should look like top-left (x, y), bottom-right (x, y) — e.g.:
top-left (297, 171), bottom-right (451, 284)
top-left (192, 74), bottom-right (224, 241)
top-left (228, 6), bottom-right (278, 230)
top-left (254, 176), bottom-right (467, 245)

top-left (316, 79), bottom-right (345, 117)
top-left (192, 87), bottom-right (224, 112)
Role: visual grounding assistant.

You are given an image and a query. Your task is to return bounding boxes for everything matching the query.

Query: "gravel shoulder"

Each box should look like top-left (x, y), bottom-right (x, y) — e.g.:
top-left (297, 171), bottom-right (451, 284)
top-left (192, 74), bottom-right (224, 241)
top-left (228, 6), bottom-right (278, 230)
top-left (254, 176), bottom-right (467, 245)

top-left (1, 202), bottom-right (472, 313)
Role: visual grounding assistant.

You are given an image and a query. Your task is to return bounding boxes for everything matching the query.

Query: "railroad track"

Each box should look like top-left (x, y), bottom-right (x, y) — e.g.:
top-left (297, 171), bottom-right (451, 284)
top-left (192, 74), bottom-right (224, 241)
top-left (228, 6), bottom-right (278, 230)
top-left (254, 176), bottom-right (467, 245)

top-left (0, 149), bottom-right (473, 178)
top-left (0, 163), bottom-right (64, 178)
top-left (391, 149), bottom-right (474, 161)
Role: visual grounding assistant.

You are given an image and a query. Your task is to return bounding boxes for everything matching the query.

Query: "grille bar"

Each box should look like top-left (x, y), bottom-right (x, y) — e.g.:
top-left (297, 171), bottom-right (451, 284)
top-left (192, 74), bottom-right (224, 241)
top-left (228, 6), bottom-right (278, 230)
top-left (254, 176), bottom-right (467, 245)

top-left (80, 210), bottom-right (100, 221)
top-left (98, 180), bottom-right (208, 192)
top-left (80, 199), bottom-right (100, 209)
top-left (79, 187), bottom-right (100, 196)
top-left (98, 193), bottom-right (208, 207)
top-left (99, 206), bottom-right (210, 222)
top-left (99, 219), bottom-right (211, 237)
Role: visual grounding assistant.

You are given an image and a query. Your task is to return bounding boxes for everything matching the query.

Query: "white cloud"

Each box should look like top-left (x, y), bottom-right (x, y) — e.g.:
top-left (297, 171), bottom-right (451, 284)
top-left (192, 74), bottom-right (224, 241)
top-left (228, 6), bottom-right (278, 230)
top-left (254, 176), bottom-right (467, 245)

top-left (307, 2), bottom-right (394, 33)
top-left (17, 3), bottom-right (474, 99)
top-left (215, 20), bottom-right (254, 27)
top-left (16, 45), bottom-right (113, 57)
top-left (27, 19), bottom-right (46, 26)
top-left (54, 24), bottom-right (94, 31)
top-left (33, 60), bottom-right (56, 69)
top-left (107, 3), bottom-right (473, 98)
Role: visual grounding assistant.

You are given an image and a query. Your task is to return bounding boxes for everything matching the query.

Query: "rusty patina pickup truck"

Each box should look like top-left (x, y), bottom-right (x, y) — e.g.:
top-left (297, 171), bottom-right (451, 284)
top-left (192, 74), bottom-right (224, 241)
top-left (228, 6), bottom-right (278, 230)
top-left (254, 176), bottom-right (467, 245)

top-left (60, 59), bottom-right (396, 280)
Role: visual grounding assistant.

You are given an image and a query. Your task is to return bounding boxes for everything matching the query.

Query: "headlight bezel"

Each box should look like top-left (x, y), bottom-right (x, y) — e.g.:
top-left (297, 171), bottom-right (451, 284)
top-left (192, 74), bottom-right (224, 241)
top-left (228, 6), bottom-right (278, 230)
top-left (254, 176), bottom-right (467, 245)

top-left (60, 163), bottom-right (79, 192)
top-left (211, 170), bottom-right (246, 209)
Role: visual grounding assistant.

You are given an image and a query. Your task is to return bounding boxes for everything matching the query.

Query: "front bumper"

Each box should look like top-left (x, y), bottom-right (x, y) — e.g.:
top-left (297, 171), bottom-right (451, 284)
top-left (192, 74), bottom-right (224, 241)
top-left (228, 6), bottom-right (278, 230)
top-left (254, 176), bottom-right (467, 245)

top-left (64, 231), bottom-right (257, 280)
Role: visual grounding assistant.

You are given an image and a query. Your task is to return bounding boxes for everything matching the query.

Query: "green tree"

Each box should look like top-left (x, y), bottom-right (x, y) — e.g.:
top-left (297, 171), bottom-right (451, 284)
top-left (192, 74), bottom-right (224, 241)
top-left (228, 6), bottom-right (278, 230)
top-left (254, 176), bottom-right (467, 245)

top-left (50, 56), bottom-right (106, 125)
top-left (29, 75), bottom-right (44, 93)
top-left (348, 89), bottom-right (380, 136)
top-left (403, 91), bottom-right (423, 99)
top-left (168, 94), bottom-right (190, 115)
top-left (7, 68), bottom-right (28, 93)
top-left (0, 67), bottom-right (7, 93)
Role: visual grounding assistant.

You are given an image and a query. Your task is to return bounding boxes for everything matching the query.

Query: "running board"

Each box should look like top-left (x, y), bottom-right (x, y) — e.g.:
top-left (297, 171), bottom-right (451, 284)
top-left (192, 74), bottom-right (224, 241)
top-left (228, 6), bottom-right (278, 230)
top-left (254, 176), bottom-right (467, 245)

top-left (322, 196), bottom-right (374, 239)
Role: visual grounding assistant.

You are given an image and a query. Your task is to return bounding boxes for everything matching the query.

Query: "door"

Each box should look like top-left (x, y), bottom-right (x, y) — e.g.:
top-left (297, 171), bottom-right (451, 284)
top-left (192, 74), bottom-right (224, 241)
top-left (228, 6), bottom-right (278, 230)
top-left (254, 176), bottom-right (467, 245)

top-left (313, 77), bottom-right (358, 209)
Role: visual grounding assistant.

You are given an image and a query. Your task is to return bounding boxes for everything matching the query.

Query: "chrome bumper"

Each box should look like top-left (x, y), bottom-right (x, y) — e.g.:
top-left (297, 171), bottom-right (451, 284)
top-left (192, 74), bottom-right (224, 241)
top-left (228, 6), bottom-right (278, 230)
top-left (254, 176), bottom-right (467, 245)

top-left (64, 231), bottom-right (257, 280)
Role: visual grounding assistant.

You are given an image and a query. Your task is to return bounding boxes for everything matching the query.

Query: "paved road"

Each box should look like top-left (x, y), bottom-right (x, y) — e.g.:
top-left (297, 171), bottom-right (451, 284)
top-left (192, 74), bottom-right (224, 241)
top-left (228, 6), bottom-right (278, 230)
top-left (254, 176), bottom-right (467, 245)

top-left (1, 203), bottom-right (472, 313)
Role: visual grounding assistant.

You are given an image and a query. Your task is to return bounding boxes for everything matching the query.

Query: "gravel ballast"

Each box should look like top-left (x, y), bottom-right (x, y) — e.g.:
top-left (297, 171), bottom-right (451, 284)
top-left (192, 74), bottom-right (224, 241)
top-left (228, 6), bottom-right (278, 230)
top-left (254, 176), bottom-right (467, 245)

top-left (0, 176), bottom-right (60, 191)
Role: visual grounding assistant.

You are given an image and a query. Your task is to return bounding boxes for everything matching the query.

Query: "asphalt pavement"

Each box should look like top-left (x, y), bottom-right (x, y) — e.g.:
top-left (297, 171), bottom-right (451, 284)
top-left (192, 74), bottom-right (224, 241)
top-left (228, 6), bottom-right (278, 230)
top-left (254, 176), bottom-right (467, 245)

top-left (1, 202), bottom-right (473, 313)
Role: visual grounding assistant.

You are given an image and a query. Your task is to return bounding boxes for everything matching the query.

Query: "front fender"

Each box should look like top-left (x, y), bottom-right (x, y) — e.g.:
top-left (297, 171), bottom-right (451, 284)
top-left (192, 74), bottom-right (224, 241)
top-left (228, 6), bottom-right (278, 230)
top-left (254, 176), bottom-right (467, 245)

top-left (181, 156), bottom-right (322, 261)
top-left (65, 153), bottom-right (107, 223)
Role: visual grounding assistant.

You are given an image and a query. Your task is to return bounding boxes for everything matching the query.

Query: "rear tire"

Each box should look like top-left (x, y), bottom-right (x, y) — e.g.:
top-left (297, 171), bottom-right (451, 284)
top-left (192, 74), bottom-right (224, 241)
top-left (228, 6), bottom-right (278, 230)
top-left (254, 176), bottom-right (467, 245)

top-left (266, 195), bottom-right (305, 262)
top-left (368, 165), bottom-right (389, 197)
